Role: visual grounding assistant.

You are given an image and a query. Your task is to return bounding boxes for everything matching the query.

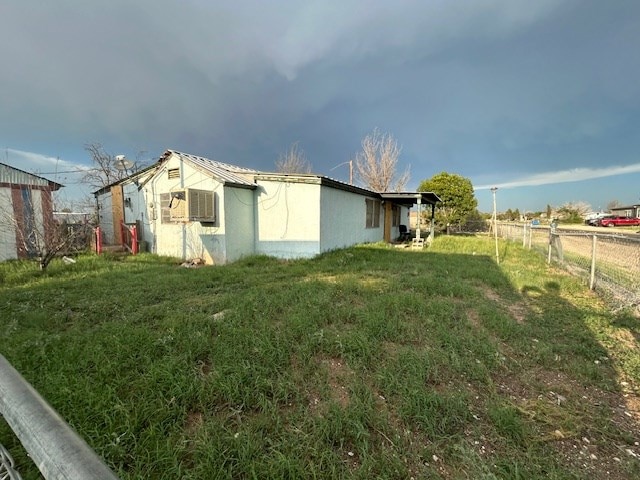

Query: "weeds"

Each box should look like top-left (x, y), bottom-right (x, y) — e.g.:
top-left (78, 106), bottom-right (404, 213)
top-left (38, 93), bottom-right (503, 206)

top-left (1, 237), bottom-right (639, 479)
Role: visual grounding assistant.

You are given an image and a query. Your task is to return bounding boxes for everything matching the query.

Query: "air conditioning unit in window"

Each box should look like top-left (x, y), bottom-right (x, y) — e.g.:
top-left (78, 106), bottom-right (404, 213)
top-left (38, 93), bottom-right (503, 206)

top-left (169, 189), bottom-right (215, 222)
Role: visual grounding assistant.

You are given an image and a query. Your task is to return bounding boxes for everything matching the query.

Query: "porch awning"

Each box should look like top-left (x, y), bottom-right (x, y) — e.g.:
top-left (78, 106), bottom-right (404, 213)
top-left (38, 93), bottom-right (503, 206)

top-left (379, 192), bottom-right (441, 207)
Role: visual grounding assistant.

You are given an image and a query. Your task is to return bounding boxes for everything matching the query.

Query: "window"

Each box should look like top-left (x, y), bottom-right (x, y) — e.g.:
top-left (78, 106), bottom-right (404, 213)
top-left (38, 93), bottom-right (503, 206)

top-left (392, 205), bottom-right (401, 227)
top-left (160, 193), bottom-right (172, 223)
top-left (365, 199), bottom-right (381, 228)
top-left (188, 189), bottom-right (215, 222)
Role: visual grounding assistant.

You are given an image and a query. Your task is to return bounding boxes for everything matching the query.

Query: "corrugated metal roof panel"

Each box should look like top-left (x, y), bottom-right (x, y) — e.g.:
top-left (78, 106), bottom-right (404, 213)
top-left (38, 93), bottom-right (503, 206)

top-left (0, 163), bottom-right (63, 189)
top-left (166, 150), bottom-right (258, 188)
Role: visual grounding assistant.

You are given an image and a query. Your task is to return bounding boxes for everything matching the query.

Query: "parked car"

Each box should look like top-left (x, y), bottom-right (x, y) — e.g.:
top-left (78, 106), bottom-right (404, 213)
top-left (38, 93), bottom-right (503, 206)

top-left (598, 216), bottom-right (640, 227)
top-left (584, 212), bottom-right (610, 225)
top-left (587, 216), bottom-right (607, 226)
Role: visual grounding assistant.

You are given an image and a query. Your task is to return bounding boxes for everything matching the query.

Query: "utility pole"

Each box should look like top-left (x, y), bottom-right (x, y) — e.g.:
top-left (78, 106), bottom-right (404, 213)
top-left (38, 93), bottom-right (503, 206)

top-left (491, 187), bottom-right (499, 264)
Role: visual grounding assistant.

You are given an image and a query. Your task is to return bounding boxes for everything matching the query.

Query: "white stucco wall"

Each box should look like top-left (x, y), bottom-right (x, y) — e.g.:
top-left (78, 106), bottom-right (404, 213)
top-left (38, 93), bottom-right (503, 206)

top-left (319, 186), bottom-right (383, 252)
top-left (0, 188), bottom-right (16, 261)
top-left (138, 154), bottom-right (229, 264)
top-left (223, 186), bottom-right (255, 262)
top-left (254, 179), bottom-right (321, 258)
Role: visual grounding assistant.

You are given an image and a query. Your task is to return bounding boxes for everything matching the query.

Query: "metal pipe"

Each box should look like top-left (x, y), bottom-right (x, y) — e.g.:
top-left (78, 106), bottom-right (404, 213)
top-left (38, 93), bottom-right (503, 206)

top-left (0, 354), bottom-right (119, 480)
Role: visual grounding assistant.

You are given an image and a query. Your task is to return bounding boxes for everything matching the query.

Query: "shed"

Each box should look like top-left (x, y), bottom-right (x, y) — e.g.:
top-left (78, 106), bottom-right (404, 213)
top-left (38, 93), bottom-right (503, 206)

top-left (0, 163), bottom-right (63, 261)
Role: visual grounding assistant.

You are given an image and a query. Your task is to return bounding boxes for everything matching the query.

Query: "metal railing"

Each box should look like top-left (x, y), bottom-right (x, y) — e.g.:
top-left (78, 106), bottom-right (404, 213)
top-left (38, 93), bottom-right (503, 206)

top-left (0, 354), bottom-right (119, 480)
top-left (495, 222), bottom-right (640, 311)
top-left (120, 221), bottom-right (138, 255)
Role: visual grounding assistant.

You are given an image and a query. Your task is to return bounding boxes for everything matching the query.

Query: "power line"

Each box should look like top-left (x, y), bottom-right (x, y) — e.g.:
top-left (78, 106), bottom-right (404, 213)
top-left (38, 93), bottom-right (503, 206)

top-left (34, 168), bottom-right (95, 175)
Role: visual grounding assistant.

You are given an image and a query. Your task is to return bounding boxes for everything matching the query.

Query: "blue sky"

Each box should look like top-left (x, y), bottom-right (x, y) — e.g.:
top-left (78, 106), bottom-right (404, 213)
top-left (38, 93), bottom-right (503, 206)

top-left (1, 0), bottom-right (639, 212)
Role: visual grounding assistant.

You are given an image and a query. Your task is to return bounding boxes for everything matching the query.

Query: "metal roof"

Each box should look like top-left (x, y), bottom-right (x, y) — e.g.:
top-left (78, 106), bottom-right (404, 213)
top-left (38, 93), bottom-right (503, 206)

top-left (0, 162), bottom-right (63, 190)
top-left (163, 150), bottom-right (257, 188)
top-left (379, 191), bottom-right (441, 206)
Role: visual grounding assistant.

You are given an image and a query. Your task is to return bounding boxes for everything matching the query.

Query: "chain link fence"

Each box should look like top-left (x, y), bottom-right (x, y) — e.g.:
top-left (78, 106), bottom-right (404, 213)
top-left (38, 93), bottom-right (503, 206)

top-left (0, 442), bottom-right (22, 480)
top-left (494, 222), bottom-right (640, 312)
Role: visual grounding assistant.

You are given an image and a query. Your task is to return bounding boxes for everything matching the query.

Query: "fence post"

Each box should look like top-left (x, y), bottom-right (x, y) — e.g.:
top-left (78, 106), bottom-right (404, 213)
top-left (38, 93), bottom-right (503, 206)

top-left (589, 234), bottom-right (597, 290)
top-left (528, 225), bottom-right (533, 249)
top-left (131, 225), bottom-right (138, 255)
top-left (522, 223), bottom-right (527, 248)
top-left (95, 227), bottom-right (102, 255)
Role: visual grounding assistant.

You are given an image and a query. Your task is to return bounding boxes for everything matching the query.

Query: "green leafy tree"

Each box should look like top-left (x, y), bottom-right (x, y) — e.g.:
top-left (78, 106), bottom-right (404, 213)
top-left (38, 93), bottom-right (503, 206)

top-left (418, 172), bottom-right (478, 227)
top-left (504, 208), bottom-right (514, 221)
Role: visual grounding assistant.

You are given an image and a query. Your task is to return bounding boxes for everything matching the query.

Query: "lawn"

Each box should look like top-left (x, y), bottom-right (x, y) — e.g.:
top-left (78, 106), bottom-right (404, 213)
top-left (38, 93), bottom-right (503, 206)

top-left (1, 236), bottom-right (639, 479)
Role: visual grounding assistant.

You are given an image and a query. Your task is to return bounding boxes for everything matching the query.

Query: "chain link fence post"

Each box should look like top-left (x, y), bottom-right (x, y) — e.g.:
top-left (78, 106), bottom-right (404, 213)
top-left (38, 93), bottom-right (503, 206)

top-left (590, 234), bottom-right (597, 290)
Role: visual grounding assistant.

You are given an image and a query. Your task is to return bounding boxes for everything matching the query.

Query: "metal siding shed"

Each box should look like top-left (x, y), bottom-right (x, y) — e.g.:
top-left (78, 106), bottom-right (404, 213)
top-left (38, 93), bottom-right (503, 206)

top-left (0, 163), bottom-right (63, 190)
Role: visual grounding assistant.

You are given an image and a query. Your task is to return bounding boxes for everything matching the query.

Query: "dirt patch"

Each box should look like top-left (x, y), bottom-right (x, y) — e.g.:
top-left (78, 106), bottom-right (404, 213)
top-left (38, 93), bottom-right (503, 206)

top-left (185, 410), bottom-right (204, 435)
top-left (467, 309), bottom-right (482, 328)
top-left (381, 341), bottom-right (402, 358)
top-left (195, 358), bottom-right (212, 377)
top-left (479, 285), bottom-right (528, 324)
top-left (611, 328), bottom-right (638, 351)
top-left (494, 368), bottom-right (640, 479)
top-left (321, 357), bottom-right (354, 408)
top-left (306, 356), bottom-right (356, 414)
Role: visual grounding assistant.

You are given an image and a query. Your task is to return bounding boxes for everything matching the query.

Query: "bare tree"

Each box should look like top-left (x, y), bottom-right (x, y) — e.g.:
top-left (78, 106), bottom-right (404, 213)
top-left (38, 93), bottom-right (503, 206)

top-left (83, 143), bottom-right (146, 190)
top-left (353, 128), bottom-right (409, 192)
top-left (275, 142), bottom-right (312, 174)
top-left (563, 201), bottom-right (592, 216)
top-left (0, 186), bottom-right (92, 269)
top-left (606, 199), bottom-right (622, 212)
top-left (557, 201), bottom-right (592, 223)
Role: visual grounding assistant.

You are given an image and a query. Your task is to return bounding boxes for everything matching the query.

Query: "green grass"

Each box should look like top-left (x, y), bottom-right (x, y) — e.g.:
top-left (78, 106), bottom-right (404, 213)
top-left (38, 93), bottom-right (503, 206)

top-left (1, 238), bottom-right (639, 479)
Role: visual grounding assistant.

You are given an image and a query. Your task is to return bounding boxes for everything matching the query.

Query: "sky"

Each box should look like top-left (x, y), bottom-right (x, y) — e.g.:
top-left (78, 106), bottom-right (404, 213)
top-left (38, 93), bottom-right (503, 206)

top-left (1, 0), bottom-right (639, 213)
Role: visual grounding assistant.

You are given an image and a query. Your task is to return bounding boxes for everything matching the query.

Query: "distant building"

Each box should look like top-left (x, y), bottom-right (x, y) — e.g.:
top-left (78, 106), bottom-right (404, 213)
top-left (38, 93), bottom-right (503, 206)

top-left (610, 204), bottom-right (640, 218)
top-left (0, 163), bottom-right (63, 261)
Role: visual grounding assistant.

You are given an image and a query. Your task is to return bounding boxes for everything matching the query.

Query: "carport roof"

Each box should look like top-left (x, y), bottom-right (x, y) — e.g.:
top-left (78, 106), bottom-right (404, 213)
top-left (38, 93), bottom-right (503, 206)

top-left (380, 191), bottom-right (441, 206)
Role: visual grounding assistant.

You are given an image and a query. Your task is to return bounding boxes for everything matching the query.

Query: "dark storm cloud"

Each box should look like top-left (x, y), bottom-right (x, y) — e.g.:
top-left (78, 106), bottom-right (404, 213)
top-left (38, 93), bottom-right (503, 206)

top-left (1, 0), bottom-right (639, 207)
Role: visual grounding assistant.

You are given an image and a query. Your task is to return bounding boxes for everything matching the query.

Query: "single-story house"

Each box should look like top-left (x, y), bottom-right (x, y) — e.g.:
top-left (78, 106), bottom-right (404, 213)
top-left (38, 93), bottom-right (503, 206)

top-left (94, 150), bottom-right (440, 264)
top-left (610, 204), bottom-right (640, 218)
top-left (0, 163), bottom-right (63, 261)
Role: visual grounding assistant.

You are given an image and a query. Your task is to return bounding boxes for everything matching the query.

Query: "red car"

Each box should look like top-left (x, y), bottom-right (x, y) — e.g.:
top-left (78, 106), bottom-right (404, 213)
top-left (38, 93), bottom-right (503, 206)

top-left (599, 216), bottom-right (640, 227)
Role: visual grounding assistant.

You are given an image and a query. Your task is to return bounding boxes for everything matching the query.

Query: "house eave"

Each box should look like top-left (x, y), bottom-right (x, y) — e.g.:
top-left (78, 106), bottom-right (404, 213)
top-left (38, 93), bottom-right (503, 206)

top-left (380, 191), bottom-right (441, 206)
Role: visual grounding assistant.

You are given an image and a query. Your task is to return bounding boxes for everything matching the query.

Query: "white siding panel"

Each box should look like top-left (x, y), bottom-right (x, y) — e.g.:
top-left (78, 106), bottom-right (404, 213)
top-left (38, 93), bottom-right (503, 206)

top-left (320, 187), bottom-right (382, 252)
top-left (255, 180), bottom-right (321, 258)
top-left (0, 188), bottom-right (16, 261)
top-left (223, 186), bottom-right (255, 262)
